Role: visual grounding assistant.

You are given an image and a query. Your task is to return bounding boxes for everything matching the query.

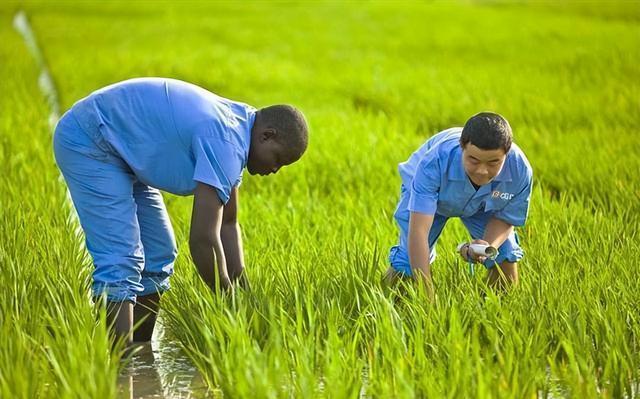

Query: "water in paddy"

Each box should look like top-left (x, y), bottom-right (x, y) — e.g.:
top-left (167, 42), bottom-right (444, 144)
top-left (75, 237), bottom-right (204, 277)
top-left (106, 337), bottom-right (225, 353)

top-left (118, 314), bottom-right (211, 399)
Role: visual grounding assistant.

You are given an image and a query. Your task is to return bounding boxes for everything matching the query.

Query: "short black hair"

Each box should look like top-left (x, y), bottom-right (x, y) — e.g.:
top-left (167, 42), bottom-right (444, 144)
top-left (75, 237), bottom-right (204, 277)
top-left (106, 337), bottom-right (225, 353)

top-left (258, 104), bottom-right (309, 159)
top-left (460, 112), bottom-right (512, 152)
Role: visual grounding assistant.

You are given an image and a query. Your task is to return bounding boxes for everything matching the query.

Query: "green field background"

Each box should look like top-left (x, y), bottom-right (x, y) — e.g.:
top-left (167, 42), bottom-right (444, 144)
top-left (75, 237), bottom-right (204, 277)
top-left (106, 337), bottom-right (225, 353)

top-left (1, 1), bottom-right (639, 398)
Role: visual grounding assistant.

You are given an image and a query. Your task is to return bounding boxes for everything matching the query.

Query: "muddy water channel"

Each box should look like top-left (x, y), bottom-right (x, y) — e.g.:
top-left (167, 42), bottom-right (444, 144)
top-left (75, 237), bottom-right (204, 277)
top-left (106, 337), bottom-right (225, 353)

top-left (118, 316), bottom-right (211, 399)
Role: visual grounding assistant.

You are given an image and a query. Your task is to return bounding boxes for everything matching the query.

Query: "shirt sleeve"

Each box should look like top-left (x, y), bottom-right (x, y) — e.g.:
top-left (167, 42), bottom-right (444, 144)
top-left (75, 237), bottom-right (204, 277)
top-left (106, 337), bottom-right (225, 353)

top-left (191, 128), bottom-right (243, 204)
top-left (493, 172), bottom-right (533, 227)
top-left (408, 151), bottom-right (441, 215)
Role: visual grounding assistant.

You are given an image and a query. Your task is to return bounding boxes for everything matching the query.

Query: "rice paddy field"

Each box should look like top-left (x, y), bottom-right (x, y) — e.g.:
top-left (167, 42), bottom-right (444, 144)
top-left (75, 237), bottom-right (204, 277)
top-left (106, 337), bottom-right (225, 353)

top-left (1, 1), bottom-right (639, 398)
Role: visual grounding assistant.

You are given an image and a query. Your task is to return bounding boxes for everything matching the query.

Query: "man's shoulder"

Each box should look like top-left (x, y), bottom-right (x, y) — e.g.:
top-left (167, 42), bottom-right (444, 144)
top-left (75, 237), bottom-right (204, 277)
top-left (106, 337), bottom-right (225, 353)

top-left (508, 143), bottom-right (533, 176)
top-left (428, 127), bottom-right (463, 145)
top-left (423, 128), bottom-right (463, 164)
top-left (417, 127), bottom-right (461, 158)
top-left (500, 144), bottom-right (533, 191)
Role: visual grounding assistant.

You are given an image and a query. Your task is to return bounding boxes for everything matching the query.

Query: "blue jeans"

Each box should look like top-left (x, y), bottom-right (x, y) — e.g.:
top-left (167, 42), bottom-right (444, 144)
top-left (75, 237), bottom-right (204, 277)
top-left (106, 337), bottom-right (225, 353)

top-left (389, 186), bottom-right (524, 276)
top-left (53, 110), bottom-right (177, 303)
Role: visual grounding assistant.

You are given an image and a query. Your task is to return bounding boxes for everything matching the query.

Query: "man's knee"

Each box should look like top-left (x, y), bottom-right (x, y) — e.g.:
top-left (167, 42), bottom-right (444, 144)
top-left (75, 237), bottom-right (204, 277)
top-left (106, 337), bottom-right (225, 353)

top-left (382, 266), bottom-right (398, 286)
top-left (140, 241), bottom-right (177, 294)
top-left (488, 261), bottom-right (518, 288)
top-left (151, 241), bottom-right (178, 266)
top-left (382, 266), bottom-right (413, 286)
top-left (501, 261), bottom-right (519, 283)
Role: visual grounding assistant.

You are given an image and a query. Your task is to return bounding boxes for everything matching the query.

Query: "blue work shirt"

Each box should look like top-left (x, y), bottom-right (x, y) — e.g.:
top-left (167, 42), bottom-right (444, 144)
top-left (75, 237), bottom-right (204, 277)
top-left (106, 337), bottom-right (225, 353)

top-left (399, 128), bottom-right (533, 226)
top-left (70, 77), bottom-right (256, 203)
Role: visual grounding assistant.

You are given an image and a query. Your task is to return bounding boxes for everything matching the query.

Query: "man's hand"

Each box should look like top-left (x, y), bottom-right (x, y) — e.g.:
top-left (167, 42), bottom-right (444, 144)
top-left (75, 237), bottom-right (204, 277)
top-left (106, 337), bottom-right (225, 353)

top-left (458, 238), bottom-right (491, 263)
top-left (413, 268), bottom-right (435, 302)
top-left (221, 187), bottom-right (246, 285)
top-left (408, 212), bottom-right (435, 300)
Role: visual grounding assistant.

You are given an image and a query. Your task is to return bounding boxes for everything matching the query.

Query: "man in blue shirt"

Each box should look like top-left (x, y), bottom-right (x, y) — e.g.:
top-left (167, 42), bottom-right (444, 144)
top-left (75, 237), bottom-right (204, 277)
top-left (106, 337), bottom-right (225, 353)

top-left (53, 78), bottom-right (309, 345)
top-left (386, 112), bottom-right (533, 298)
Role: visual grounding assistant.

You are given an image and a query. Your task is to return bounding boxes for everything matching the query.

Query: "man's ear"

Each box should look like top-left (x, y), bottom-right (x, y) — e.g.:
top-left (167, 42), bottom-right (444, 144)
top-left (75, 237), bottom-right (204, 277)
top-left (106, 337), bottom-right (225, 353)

top-left (262, 128), bottom-right (277, 141)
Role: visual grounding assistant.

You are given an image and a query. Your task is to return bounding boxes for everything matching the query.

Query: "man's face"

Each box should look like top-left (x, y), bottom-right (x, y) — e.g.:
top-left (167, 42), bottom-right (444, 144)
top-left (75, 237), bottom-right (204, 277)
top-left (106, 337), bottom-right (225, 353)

top-left (247, 131), bottom-right (298, 176)
top-left (461, 143), bottom-right (507, 186)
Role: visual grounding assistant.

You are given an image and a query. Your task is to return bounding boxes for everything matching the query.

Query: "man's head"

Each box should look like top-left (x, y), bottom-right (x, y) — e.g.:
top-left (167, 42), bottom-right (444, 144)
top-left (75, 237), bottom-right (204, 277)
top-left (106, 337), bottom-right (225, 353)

top-left (459, 112), bottom-right (512, 186)
top-left (247, 105), bottom-right (309, 176)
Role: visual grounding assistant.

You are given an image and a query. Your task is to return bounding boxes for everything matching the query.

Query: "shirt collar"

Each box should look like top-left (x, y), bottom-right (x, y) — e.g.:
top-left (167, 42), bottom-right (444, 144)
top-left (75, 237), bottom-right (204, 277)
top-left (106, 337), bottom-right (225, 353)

top-left (241, 107), bottom-right (257, 169)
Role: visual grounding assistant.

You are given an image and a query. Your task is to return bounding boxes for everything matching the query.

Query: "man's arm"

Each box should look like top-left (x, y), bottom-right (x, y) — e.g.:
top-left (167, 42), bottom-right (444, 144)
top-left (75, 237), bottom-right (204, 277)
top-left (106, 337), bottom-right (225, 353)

top-left (483, 217), bottom-right (514, 249)
top-left (221, 186), bottom-right (246, 285)
top-left (408, 211), bottom-right (435, 299)
top-left (189, 182), bottom-right (231, 292)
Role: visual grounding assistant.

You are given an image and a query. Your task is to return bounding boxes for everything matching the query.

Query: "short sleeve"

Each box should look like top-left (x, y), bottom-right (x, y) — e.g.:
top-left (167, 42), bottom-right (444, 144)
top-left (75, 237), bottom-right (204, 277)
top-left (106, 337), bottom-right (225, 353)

top-left (494, 172), bottom-right (533, 227)
top-left (408, 151), bottom-right (441, 215)
top-left (192, 131), bottom-right (243, 204)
